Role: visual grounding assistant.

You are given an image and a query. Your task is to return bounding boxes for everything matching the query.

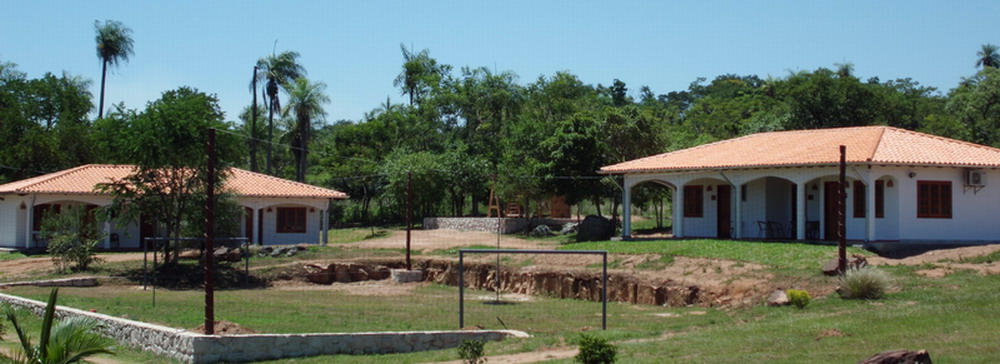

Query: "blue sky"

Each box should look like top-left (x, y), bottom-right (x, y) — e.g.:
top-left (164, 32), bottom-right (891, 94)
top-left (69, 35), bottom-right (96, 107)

top-left (2, 1), bottom-right (998, 124)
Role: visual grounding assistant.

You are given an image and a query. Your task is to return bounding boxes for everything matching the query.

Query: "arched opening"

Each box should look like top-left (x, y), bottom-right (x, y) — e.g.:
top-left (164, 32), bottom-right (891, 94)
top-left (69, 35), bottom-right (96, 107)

top-left (681, 178), bottom-right (730, 238)
top-left (30, 201), bottom-right (100, 248)
top-left (740, 176), bottom-right (797, 239)
top-left (628, 180), bottom-right (674, 238)
top-left (874, 175), bottom-right (899, 241)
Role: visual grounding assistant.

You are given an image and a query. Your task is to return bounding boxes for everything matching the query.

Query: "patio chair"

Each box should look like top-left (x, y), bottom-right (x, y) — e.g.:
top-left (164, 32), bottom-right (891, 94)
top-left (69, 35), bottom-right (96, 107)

top-left (756, 221), bottom-right (771, 238)
top-left (767, 221), bottom-right (785, 239)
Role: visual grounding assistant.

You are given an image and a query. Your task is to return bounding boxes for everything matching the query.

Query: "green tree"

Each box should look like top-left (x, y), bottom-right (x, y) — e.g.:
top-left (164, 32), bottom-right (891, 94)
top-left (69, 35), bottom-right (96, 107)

top-left (283, 77), bottom-right (330, 182)
top-left (394, 44), bottom-right (450, 107)
top-left (94, 20), bottom-right (134, 119)
top-left (99, 87), bottom-right (240, 263)
top-left (3, 289), bottom-right (115, 364)
top-left (40, 205), bottom-right (103, 273)
top-left (976, 44), bottom-right (999, 69)
top-left (947, 68), bottom-right (1000, 146)
top-left (256, 50), bottom-right (306, 175)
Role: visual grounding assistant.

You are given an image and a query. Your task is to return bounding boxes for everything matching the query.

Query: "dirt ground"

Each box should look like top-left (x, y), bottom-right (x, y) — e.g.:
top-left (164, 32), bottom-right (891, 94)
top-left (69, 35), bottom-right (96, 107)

top-left (343, 229), bottom-right (560, 251)
top-left (868, 244), bottom-right (1000, 277)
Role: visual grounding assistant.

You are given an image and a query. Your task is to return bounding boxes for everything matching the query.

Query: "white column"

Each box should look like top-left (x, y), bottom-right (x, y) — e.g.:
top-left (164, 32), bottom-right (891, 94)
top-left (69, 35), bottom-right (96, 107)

top-left (733, 184), bottom-right (742, 239)
top-left (818, 182), bottom-right (825, 240)
top-left (103, 221), bottom-right (112, 249)
top-left (796, 183), bottom-right (806, 240)
top-left (622, 182), bottom-right (632, 238)
top-left (866, 179), bottom-right (876, 242)
top-left (252, 207), bottom-right (261, 245)
top-left (25, 195), bottom-right (35, 249)
top-left (673, 185), bottom-right (684, 238)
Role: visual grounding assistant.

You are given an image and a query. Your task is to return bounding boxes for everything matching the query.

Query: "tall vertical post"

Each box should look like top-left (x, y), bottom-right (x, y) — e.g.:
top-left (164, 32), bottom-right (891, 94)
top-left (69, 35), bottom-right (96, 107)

top-left (406, 171), bottom-right (413, 271)
top-left (838, 145), bottom-right (847, 274)
top-left (250, 66), bottom-right (259, 172)
top-left (602, 252), bottom-right (608, 330)
top-left (204, 128), bottom-right (217, 335)
top-left (458, 251), bottom-right (465, 328)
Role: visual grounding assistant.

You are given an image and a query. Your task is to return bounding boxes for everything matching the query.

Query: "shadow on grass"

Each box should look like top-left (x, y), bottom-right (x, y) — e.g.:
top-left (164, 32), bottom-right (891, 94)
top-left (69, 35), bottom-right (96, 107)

top-left (113, 260), bottom-right (270, 290)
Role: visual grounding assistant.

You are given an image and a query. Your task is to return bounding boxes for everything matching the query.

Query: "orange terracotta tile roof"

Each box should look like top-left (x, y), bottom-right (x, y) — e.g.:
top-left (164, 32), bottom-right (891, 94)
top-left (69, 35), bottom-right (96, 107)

top-left (0, 164), bottom-right (348, 199)
top-left (600, 126), bottom-right (1000, 174)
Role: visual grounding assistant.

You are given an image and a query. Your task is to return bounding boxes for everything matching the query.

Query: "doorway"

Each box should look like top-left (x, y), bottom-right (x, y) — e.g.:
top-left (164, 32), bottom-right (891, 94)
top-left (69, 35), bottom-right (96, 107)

top-left (717, 185), bottom-right (731, 239)
top-left (823, 181), bottom-right (841, 240)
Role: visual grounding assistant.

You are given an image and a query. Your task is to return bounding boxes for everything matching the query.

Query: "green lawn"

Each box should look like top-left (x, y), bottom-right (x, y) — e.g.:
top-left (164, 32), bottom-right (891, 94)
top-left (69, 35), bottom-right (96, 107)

top-left (2, 239), bottom-right (998, 363)
top-left (0, 251), bottom-right (27, 261)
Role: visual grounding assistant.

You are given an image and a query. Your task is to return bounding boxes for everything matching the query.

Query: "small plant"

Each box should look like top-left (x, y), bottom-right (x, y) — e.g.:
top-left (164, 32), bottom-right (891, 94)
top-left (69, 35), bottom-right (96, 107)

top-left (839, 266), bottom-right (890, 300)
top-left (41, 205), bottom-right (104, 273)
top-left (457, 339), bottom-right (486, 364)
top-left (3, 288), bottom-right (115, 363)
top-left (575, 334), bottom-right (617, 364)
top-left (786, 289), bottom-right (811, 309)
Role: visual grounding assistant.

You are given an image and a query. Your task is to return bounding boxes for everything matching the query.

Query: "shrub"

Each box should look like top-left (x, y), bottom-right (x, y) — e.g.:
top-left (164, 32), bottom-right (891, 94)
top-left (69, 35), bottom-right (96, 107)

top-left (41, 205), bottom-right (104, 273)
top-left (839, 266), bottom-right (890, 299)
top-left (786, 289), bottom-right (811, 309)
top-left (575, 334), bottom-right (617, 364)
top-left (457, 339), bottom-right (486, 364)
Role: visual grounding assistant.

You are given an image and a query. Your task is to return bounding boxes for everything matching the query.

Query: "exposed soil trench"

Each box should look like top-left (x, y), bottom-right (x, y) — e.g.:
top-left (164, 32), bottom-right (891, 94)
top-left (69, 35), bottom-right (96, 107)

top-left (291, 257), bottom-right (771, 307)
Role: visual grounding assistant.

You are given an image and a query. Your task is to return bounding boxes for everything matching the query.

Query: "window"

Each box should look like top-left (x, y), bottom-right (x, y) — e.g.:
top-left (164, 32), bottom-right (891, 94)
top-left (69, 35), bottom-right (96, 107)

top-left (853, 181), bottom-right (866, 218)
top-left (917, 181), bottom-right (951, 218)
top-left (875, 180), bottom-right (884, 218)
top-left (276, 207), bottom-right (307, 233)
top-left (683, 185), bottom-right (703, 218)
top-left (852, 181), bottom-right (886, 218)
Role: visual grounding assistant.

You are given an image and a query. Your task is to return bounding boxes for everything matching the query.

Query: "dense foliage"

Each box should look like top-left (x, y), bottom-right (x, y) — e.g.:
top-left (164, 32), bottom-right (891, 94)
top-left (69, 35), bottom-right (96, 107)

top-left (2, 41), bottom-right (999, 227)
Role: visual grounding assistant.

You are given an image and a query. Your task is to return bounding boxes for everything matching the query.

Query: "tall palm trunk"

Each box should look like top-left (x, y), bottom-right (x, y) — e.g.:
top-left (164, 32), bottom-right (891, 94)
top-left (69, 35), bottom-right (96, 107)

top-left (250, 67), bottom-right (259, 172)
top-left (98, 61), bottom-right (108, 119)
top-left (266, 105), bottom-right (274, 175)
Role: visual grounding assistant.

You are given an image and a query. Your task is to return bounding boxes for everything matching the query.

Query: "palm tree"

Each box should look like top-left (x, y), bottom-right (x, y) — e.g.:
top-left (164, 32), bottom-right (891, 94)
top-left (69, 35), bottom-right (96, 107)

top-left (283, 77), bottom-right (329, 182)
top-left (94, 20), bottom-right (134, 120)
top-left (3, 288), bottom-right (115, 363)
top-left (255, 50), bottom-right (305, 175)
top-left (393, 44), bottom-right (449, 106)
top-left (976, 44), bottom-right (999, 69)
top-left (249, 66), bottom-right (260, 172)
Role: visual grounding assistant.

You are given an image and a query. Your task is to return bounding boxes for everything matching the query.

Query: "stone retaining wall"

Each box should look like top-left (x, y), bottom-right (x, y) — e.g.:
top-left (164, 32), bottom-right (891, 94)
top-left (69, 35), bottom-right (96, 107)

top-left (423, 217), bottom-right (530, 234)
top-left (0, 277), bottom-right (98, 288)
top-left (0, 292), bottom-right (527, 363)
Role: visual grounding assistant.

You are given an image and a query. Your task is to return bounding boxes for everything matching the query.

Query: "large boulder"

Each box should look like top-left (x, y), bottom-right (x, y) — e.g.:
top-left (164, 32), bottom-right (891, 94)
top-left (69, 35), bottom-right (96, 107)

top-left (529, 224), bottom-right (552, 237)
top-left (560, 223), bottom-right (579, 235)
top-left (576, 215), bottom-right (614, 242)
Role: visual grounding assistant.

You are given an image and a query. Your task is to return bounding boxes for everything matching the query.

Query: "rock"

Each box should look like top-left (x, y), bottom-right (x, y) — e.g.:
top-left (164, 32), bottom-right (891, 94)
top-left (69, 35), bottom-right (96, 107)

top-left (335, 264), bottom-right (352, 283)
top-left (296, 243), bottom-right (310, 251)
top-left (178, 249), bottom-right (201, 260)
top-left (767, 290), bottom-right (790, 306)
top-left (560, 223), bottom-right (579, 235)
top-left (285, 248), bottom-right (297, 257)
top-left (528, 224), bottom-right (552, 237)
top-left (271, 247), bottom-right (290, 258)
top-left (257, 246), bottom-right (274, 257)
top-left (577, 215), bottom-right (614, 242)
top-left (822, 258), bottom-right (842, 276)
top-left (391, 269), bottom-right (424, 283)
top-left (857, 349), bottom-right (932, 364)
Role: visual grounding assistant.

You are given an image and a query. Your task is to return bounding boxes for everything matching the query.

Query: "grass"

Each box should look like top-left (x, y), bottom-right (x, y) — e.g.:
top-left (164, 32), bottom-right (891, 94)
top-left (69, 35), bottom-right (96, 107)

top-left (325, 227), bottom-right (391, 244)
top-left (956, 249), bottom-right (1000, 264)
top-left (563, 239), bottom-right (870, 271)
top-left (3, 239), bottom-right (1000, 362)
top-left (0, 251), bottom-right (27, 261)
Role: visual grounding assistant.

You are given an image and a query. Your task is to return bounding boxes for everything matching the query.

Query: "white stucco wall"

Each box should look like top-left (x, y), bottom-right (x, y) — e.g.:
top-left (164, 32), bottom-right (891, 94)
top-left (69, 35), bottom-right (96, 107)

top-left (0, 197), bottom-right (24, 248)
top-left (238, 197), bottom-right (329, 245)
top-left (624, 165), bottom-right (1000, 243)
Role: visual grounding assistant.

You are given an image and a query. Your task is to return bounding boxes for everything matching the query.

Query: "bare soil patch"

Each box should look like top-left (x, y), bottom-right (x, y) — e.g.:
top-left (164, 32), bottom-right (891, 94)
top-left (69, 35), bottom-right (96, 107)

top-left (0, 253), bottom-right (145, 281)
top-left (193, 320), bottom-right (258, 335)
top-left (869, 244), bottom-right (1000, 277)
top-left (345, 229), bottom-right (558, 251)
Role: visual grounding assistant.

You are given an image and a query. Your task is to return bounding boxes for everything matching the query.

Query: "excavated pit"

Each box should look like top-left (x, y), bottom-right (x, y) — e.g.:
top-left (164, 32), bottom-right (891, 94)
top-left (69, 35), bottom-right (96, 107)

top-left (294, 257), bottom-right (770, 307)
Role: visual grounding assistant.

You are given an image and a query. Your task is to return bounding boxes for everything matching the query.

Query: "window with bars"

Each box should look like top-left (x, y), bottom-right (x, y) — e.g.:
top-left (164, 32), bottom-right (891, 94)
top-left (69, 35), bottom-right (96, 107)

top-left (683, 185), bottom-right (703, 218)
top-left (853, 180), bottom-right (886, 218)
top-left (917, 181), bottom-right (951, 218)
top-left (276, 207), bottom-right (307, 233)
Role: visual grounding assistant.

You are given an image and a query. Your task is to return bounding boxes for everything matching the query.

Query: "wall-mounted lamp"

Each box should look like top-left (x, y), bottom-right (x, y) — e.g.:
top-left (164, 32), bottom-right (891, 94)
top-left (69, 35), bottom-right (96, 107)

top-left (908, 172), bottom-right (916, 179)
top-left (706, 186), bottom-right (713, 192)
top-left (266, 207), bottom-right (272, 212)
top-left (886, 180), bottom-right (894, 188)
top-left (19, 202), bottom-right (26, 209)
top-left (811, 184), bottom-right (818, 191)
top-left (309, 208), bottom-right (315, 213)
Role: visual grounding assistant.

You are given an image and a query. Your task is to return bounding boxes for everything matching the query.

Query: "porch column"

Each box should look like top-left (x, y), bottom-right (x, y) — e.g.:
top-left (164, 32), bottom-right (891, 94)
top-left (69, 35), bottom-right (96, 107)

top-left (866, 179), bottom-right (876, 242)
top-left (252, 207), bottom-right (261, 245)
top-left (622, 182), bottom-right (632, 238)
top-left (24, 195), bottom-right (35, 249)
top-left (796, 183), bottom-right (806, 240)
top-left (817, 182), bottom-right (825, 240)
top-left (103, 221), bottom-right (112, 250)
top-left (733, 184), bottom-right (742, 239)
top-left (321, 209), bottom-right (329, 245)
top-left (673, 185), bottom-right (684, 238)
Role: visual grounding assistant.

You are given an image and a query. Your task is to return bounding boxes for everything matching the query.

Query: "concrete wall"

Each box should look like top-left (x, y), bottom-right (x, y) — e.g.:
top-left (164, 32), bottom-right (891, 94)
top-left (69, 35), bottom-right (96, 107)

top-left (0, 292), bottom-right (527, 364)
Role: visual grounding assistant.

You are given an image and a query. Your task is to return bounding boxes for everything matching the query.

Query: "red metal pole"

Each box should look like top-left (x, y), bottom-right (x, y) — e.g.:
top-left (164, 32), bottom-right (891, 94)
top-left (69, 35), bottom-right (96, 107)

top-left (838, 145), bottom-right (847, 274)
top-left (204, 128), bottom-right (216, 335)
top-left (406, 171), bottom-right (412, 271)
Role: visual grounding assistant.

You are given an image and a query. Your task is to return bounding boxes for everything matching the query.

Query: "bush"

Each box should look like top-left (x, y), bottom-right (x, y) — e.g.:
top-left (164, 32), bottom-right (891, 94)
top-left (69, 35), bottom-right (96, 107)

top-left (41, 205), bottom-right (104, 273)
top-left (839, 266), bottom-right (890, 299)
top-left (575, 334), bottom-right (617, 364)
top-left (457, 339), bottom-right (486, 364)
top-left (786, 289), bottom-right (811, 309)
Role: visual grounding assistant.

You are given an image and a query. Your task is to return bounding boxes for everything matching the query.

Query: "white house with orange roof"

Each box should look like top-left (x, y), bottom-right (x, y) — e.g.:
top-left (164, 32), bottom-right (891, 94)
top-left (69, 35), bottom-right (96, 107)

top-left (601, 126), bottom-right (1000, 245)
top-left (0, 164), bottom-right (348, 250)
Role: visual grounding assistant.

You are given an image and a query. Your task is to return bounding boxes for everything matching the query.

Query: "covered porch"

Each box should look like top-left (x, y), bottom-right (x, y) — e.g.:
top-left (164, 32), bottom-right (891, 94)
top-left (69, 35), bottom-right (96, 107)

top-left (621, 167), bottom-right (898, 242)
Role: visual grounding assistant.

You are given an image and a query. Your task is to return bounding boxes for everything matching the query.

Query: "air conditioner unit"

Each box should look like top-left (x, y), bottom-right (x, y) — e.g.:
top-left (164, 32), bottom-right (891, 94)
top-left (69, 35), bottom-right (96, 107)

top-left (967, 169), bottom-right (986, 187)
